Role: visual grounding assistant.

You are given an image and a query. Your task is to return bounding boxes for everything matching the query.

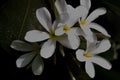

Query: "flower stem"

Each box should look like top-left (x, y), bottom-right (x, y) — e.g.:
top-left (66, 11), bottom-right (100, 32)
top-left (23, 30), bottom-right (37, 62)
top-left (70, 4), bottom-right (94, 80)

top-left (49, 0), bottom-right (58, 18)
top-left (66, 65), bottom-right (76, 80)
top-left (59, 45), bottom-right (65, 57)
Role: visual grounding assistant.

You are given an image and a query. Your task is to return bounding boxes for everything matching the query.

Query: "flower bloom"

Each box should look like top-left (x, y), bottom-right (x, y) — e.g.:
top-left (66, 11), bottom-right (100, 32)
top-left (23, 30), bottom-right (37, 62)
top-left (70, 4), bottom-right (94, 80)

top-left (54, 0), bottom-right (88, 49)
top-left (76, 39), bottom-right (112, 78)
top-left (10, 40), bottom-right (44, 75)
top-left (76, 0), bottom-right (111, 42)
top-left (25, 7), bottom-right (78, 59)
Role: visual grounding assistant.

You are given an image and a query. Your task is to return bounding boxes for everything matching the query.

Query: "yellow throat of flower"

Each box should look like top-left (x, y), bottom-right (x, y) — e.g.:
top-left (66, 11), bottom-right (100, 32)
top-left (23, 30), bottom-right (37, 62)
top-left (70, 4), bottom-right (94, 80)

top-left (49, 30), bottom-right (55, 39)
top-left (49, 30), bottom-right (62, 40)
top-left (80, 19), bottom-right (86, 26)
top-left (83, 52), bottom-right (90, 58)
top-left (63, 24), bottom-right (70, 32)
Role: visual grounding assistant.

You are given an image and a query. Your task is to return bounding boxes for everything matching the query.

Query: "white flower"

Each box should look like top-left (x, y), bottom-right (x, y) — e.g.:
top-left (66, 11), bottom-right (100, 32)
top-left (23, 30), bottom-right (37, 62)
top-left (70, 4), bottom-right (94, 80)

top-left (25, 7), bottom-right (78, 58)
top-left (76, 0), bottom-right (111, 42)
top-left (10, 40), bottom-right (44, 75)
top-left (55, 0), bottom-right (90, 49)
top-left (76, 39), bottom-right (112, 78)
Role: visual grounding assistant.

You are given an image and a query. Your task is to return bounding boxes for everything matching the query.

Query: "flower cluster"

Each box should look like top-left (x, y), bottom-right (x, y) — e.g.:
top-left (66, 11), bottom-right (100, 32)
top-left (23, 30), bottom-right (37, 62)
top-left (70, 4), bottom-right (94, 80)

top-left (11, 0), bottom-right (112, 78)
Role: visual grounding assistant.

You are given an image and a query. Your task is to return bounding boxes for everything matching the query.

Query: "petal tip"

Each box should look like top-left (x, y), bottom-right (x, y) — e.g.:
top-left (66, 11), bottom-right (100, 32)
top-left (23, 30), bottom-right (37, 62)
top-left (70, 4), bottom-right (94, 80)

top-left (107, 64), bottom-right (112, 70)
top-left (16, 59), bottom-right (22, 68)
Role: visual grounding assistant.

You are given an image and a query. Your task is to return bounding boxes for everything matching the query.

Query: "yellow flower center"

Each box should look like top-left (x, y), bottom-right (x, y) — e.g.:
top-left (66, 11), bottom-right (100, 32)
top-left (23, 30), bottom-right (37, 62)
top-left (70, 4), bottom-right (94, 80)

top-left (83, 52), bottom-right (90, 58)
top-left (49, 33), bottom-right (54, 39)
top-left (49, 30), bottom-right (55, 39)
top-left (80, 19), bottom-right (86, 26)
top-left (49, 29), bottom-right (62, 40)
top-left (63, 24), bottom-right (70, 32)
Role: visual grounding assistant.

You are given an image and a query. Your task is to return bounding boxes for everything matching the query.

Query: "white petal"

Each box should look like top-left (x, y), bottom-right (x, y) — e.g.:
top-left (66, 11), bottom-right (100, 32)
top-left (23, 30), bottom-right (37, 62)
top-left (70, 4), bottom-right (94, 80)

top-left (92, 39), bottom-right (111, 54)
top-left (80, 0), bottom-right (91, 10)
top-left (16, 52), bottom-right (36, 68)
top-left (86, 34), bottom-right (97, 52)
top-left (58, 12), bottom-right (69, 23)
top-left (87, 43), bottom-right (96, 53)
top-left (58, 36), bottom-right (72, 49)
top-left (85, 62), bottom-right (95, 78)
top-left (32, 55), bottom-right (44, 75)
top-left (74, 27), bottom-right (86, 37)
top-left (70, 27), bottom-right (84, 36)
top-left (40, 40), bottom-right (56, 58)
top-left (76, 49), bottom-right (86, 62)
top-left (66, 5), bottom-right (75, 15)
top-left (90, 56), bottom-right (112, 70)
top-left (52, 19), bottom-right (60, 30)
top-left (36, 7), bottom-right (52, 31)
top-left (55, 0), bottom-right (67, 14)
top-left (25, 30), bottom-right (49, 42)
top-left (67, 30), bottom-right (80, 49)
top-left (65, 5), bottom-right (80, 27)
top-left (81, 26), bottom-right (94, 42)
top-left (89, 23), bottom-right (111, 37)
top-left (55, 23), bottom-right (65, 36)
top-left (86, 8), bottom-right (107, 23)
top-left (55, 0), bottom-right (69, 24)
top-left (76, 6), bottom-right (88, 19)
top-left (10, 40), bottom-right (33, 51)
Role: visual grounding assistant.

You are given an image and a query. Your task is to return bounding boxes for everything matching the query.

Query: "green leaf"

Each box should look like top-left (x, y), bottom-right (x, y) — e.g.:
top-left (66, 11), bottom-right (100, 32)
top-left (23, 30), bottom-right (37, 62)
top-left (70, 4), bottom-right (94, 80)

top-left (0, 0), bottom-right (48, 52)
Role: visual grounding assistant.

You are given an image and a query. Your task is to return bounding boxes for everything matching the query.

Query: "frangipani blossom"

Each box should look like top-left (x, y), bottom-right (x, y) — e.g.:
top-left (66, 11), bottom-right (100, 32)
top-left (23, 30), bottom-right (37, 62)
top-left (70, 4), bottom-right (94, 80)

top-left (77, 0), bottom-right (110, 42)
top-left (10, 40), bottom-right (44, 75)
top-left (76, 39), bottom-right (112, 78)
top-left (25, 7), bottom-right (78, 59)
top-left (54, 0), bottom-right (88, 49)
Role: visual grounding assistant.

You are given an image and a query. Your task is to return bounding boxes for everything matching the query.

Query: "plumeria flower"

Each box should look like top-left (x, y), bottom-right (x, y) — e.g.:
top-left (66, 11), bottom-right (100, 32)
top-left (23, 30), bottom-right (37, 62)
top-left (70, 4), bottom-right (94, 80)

top-left (10, 40), bottom-right (44, 75)
top-left (76, 39), bottom-right (112, 78)
top-left (54, 0), bottom-right (88, 49)
top-left (25, 7), bottom-right (78, 59)
top-left (77, 0), bottom-right (111, 42)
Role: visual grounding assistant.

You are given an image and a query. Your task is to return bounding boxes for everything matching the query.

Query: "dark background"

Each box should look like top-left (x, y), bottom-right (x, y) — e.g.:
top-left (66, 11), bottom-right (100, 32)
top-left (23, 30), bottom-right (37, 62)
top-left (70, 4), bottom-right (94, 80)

top-left (0, 0), bottom-right (120, 80)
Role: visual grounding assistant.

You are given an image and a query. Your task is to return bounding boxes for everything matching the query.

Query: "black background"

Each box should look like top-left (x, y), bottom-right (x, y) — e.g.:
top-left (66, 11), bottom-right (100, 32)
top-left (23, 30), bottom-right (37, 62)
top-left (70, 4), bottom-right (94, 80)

top-left (0, 0), bottom-right (120, 80)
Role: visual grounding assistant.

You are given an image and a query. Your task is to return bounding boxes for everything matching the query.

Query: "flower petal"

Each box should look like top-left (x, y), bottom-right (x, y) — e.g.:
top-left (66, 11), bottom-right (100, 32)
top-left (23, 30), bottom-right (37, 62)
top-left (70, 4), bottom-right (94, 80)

top-left (85, 62), bottom-right (95, 78)
top-left (58, 12), bottom-right (69, 23)
top-left (90, 56), bottom-right (112, 70)
top-left (52, 19), bottom-right (59, 30)
top-left (25, 30), bottom-right (49, 42)
top-left (86, 34), bottom-right (97, 52)
top-left (32, 55), bottom-right (44, 75)
top-left (65, 5), bottom-right (80, 27)
top-left (89, 23), bottom-right (111, 37)
top-left (76, 6), bottom-right (88, 19)
top-left (55, 23), bottom-right (65, 36)
top-left (55, 0), bottom-right (67, 14)
top-left (55, 0), bottom-right (69, 24)
top-left (10, 40), bottom-right (33, 51)
top-left (58, 35), bottom-right (72, 49)
top-left (67, 30), bottom-right (80, 49)
top-left (81, 26), bottom-right (94, 42)
top-left (36, 7), bottom-right (52, 31)
top-left (70, 27), bottom-right (84, 36)
top-left (80, 0), bottom-right (91, 10)
top-left (16, 52), bottom-right (36, 68)
top-left (40, 40), bottom-right (56, 58)
top-left (86, 8), bottom-right (107, 23)
top-left (76, 49), bottom-right (86, 62)
top-left (92, 39), bottom-right (111, 54)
